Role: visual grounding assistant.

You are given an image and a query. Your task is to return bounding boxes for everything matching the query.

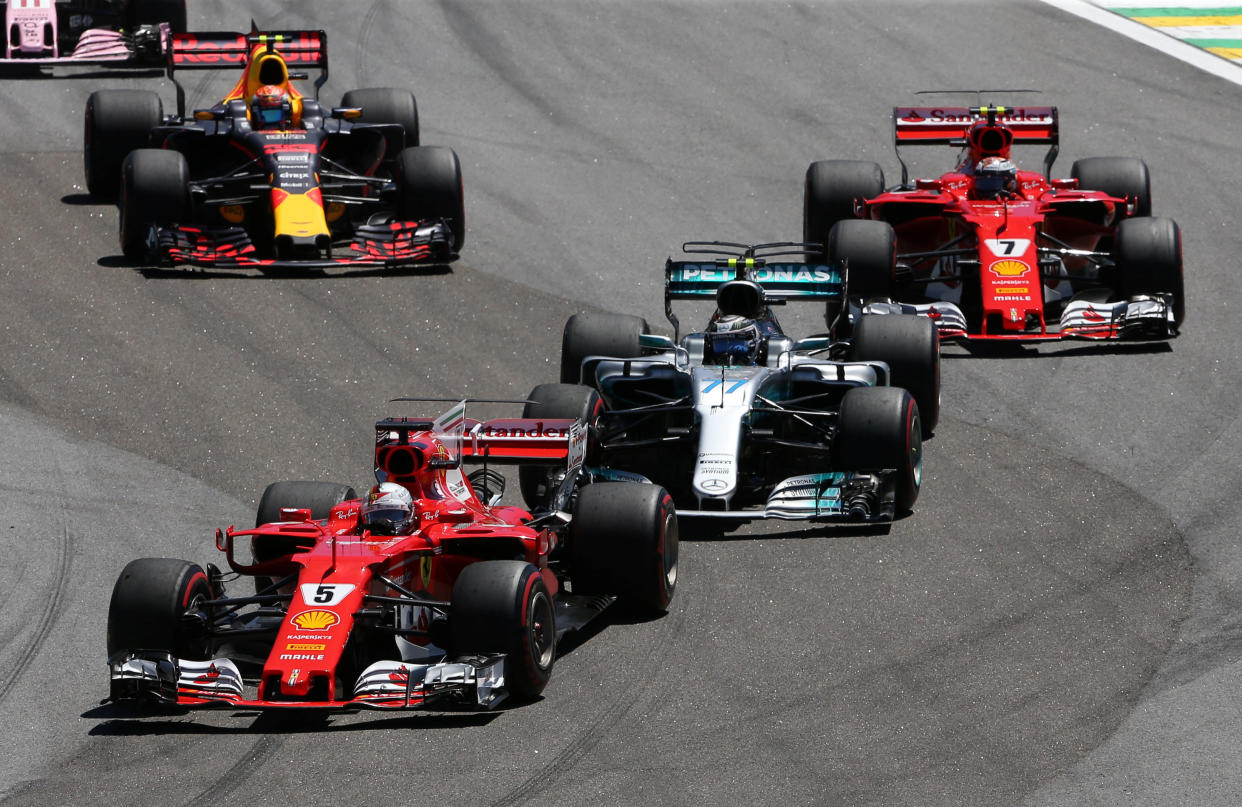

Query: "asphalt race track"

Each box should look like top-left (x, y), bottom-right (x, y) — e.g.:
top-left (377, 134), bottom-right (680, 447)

top-left (0, 2), bottom-right (1238, 804)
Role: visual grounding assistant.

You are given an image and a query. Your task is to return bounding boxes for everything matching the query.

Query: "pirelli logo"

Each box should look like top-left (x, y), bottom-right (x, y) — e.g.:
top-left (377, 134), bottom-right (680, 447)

top-left (285, 643), bottom-right (326, 652)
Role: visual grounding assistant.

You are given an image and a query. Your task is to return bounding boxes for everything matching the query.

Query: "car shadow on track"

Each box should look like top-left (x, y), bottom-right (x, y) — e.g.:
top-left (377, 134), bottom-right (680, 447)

top-left (91, 254), bottom-right (456, 281)
top-left (679, 517), bottom-right (891, 543)
top-left (4, 66), bottom-right (164, 80)
top-left (943, 340), bottom-right (1173, 359)
top-left (81, 703), bottom-right (503, 734)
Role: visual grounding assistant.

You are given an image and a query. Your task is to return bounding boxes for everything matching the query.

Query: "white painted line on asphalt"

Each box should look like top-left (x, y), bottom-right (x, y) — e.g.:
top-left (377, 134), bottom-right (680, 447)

top-left (1038, 0), bottom-right (1242, 86)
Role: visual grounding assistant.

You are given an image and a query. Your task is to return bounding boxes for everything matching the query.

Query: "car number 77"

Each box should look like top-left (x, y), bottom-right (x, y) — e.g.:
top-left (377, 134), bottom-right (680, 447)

top-left (702, 379), bottom-right (748, 394)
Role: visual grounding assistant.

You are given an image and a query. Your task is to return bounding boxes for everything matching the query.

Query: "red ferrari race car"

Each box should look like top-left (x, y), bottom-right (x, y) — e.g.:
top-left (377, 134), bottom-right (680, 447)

top-left (83, 26), bottom-right (464, 270)
top-left (804, 103), bottom-right (1184, 342)
top-left (2, 0), bottom-right (183, 68)
top-left (105, 401), bottom-right (677, 712)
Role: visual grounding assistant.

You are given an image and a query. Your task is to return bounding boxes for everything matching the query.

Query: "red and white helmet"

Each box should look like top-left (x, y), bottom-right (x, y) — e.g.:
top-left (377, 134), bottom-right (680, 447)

top-left (362, 482), bottom-right (414, 535)
top-left (973, 157), bottom-right (1018, 198)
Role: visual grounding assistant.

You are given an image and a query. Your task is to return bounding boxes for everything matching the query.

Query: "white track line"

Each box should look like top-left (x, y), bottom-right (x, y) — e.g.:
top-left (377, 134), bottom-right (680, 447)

top-left (1038, 0), bottom-right (1242, 85)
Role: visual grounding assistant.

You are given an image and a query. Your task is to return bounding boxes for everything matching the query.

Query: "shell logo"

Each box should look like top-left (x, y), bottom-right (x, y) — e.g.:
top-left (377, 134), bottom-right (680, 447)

top-left (990, 259), bottom-right (1030, 277)
top-left (291, 609), bottom-right (339, 631)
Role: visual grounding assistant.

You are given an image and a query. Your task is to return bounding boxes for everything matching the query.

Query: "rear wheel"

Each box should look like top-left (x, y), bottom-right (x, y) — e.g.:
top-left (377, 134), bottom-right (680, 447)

top-left (395, 145), bottom-right (465, 252)
top-left (560, 312), bottom-right (649, 384)
top-left (341, 87), bottom-right (420, 152)
top-left (571, 482), bottom-right (678, 615)
top-left (84, 89), bottom-right (162, 199)
top-left (450, 560), bottom-right (555, 700)
top-left (253, 481), bottom-right (358, 593)
top-left (518, 383), bottom-right (602, 509)
top-left (1115, 216), bottom-right (1185, 326)
top-left (804, 160), bottom-right (885, 258)
top-left (833, 386), bottom-right (921, 513)
top-left (851, 314), bottom-right (940, 436)
top-left (1071, 157), bottom-right (1152, 217)
top-left (119, 148), bottom-right (188, 261)
top-left (107, 558), bottom-right (212, 659)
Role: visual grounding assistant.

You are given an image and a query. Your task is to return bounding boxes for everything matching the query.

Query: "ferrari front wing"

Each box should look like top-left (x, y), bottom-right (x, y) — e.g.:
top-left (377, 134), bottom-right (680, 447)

top-left (107, 651), bottom-right (506, 710)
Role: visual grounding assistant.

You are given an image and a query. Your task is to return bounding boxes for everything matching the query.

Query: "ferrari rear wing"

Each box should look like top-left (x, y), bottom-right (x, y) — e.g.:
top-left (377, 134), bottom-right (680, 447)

top-left (892, 106), bottom-right (1058, 145)
top-left (377, 400), bottom-right (588, 472)
top-left (893, 104), bottom-right (1060, 183)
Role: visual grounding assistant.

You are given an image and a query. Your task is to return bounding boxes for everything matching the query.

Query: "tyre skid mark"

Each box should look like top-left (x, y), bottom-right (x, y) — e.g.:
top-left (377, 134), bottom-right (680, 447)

top-left (183, 734), bottom-right (286, 807)
top-left (0, 457), bottom-right (74, 705)
top-left (489, 568), bottom-right (699, 807)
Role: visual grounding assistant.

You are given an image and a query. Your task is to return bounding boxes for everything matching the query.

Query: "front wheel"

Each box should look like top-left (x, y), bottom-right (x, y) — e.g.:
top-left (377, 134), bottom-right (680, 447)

top-left (395, 145), bottom-right (465, 252)
top-left (1114, 216), bottom-right (1185, 326)
top-left (119, 148), bottom-right (188, 261)
top-left (833, 386), bottom-right (922, 514)
top-left (571, 482), bottom-right (678, 616)
top-left (450, 560), bottom-right (556, 700)
top-left (107, 558), bottom-right (213, 659)
top-left (850, 314), bottom-right (940, 436)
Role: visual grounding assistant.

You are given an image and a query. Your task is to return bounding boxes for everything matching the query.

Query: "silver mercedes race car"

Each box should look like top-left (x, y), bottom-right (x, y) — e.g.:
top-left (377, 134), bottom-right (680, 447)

top-left (521, 241), bottom-right (940, 524)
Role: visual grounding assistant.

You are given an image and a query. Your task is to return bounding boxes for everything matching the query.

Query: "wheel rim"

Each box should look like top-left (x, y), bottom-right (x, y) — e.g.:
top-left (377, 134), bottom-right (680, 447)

top-left (661, 510), bottom-right (679, 592)
top-left (909, 412), bottom-right (923, 489)
top-left (527, 589), bottom-right (555, 671)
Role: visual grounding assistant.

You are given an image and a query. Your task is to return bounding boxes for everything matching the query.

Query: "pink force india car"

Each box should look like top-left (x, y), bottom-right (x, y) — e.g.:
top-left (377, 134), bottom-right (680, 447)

top-left (804, 103), bottom-right (1184, 342)
top-left (2, 0), bottom-right (183, 67)
top-left (105, 400), bottom-right (677, 712)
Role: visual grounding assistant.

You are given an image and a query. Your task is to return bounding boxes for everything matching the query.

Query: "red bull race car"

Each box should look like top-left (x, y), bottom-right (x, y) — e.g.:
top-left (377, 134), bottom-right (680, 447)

top-left (106, 401), bottom-right (677, 712)
top-left (2, 0), bottom-right (183, 68)
top-left (804, 103), bottom-right (1184, 342)
top-left (83, 26), bottom-right (464, 270)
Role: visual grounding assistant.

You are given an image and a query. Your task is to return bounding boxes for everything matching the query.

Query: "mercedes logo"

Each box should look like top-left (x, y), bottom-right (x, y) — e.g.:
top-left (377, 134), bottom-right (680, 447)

top-left (700, 478), bottom-right (728, 492)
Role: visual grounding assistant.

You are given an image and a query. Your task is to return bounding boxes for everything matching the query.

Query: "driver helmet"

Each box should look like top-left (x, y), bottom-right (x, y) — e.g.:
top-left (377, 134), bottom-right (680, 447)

top-left (361, 482), bottom-right (415, 535)
top-left (974, 157), bottom-right (1018, 199)
top-left (705, 315), bottom-right (762, 366)
top-left (251, 84), bottom-right (292, 128)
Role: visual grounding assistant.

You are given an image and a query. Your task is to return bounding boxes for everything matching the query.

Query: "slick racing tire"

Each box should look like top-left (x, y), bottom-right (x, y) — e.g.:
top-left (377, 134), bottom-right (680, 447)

top-left (1115, 216), bottom-right (1185, 326)
top-left (833, 386), bottom-right (922, 514)
top-left (84, 89), bottom-right (162, 200)
top-left (829, 219), bottom-right (898, 304)
top-left (519, 383), bottom-right (603, 509)
top-left (560, 312), bottom-right (650, 384)
top-left (119, 148), bottom-right (188, 261)
top-left (107, 558), bottom-right (213, 659)
top-left (395, 145), bottom-right (465, 253)
top-left (851, 314), bottom-right (940, 437)
top-left (341, 87), bottom-right (420, 151)
top-left (450, 560), bottom-right (555, 700)
top-left (128, 0), bottom-right (188, 30)
top-left (804, 159), bottom-right (885, 258)
top-left (252, 481), bottom-right (358, 594)
top-left (571, 482), bottom-right (678, 616)
top-left (1071, 156), bottom-right (1152, 217)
